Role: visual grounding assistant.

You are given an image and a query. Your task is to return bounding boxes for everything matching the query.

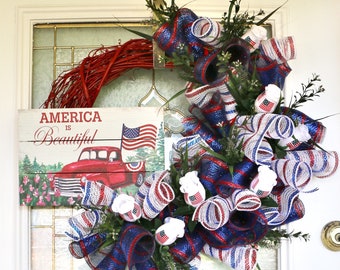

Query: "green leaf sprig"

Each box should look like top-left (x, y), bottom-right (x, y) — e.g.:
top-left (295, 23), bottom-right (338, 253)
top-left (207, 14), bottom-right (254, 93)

top-left (219, 0), bottom-right (265, 43)
top-left (222, 60), bottom-right (262, 115)
top-left (145, 0), bottom-right (179, 25)
top-left (203, 123), bottom-right (244, 176)
top-left (289, 74), bottom-right (325, 109)
top-left (258, 228), bottom-right (310, 249)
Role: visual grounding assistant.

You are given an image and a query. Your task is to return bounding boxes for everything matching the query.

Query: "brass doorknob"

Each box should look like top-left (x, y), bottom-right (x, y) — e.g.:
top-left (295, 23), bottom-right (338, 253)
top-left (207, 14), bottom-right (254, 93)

top-left (321, 221), bottom-right (340, 251)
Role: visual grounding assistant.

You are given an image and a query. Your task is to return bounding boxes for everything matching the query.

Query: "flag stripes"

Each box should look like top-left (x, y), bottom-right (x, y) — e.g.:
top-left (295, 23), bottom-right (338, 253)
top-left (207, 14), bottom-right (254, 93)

top-left (121, 124), bottom-right (157, 150)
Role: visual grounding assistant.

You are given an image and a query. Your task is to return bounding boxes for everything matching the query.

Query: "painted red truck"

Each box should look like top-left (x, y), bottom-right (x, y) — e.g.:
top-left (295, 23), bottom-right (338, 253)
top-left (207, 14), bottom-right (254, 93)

top-left (51, 146), bottom-right (145, 197)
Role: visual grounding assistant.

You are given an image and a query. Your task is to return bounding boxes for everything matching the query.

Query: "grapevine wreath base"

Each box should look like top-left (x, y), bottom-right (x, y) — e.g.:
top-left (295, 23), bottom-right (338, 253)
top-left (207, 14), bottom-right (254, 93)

top-left (43, 1), bottom-right (339, 270)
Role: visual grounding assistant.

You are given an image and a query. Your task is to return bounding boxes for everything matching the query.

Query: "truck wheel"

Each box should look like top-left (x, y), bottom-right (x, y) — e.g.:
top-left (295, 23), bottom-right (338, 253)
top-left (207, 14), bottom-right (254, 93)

top-left (136, 173), bottom-right (144, 187)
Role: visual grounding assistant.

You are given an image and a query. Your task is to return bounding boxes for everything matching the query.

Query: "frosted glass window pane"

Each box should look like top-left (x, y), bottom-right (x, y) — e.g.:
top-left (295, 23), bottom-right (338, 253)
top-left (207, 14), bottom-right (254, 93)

top-left (31, 227), bottom-right (53, 270)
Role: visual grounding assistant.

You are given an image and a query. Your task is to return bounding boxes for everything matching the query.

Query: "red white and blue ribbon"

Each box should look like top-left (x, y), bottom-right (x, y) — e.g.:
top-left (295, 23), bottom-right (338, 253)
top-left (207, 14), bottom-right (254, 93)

top-left (202, 244), bottom-right (257, 270)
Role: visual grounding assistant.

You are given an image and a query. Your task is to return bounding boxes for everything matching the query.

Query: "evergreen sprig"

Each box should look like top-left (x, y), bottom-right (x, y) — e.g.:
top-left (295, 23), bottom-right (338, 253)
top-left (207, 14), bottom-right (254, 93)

top-left (169, 146), bottom-right (200, 220)
top-left (145, 0), bottom-right (179, 25)
top-left (258, 228), bottom-right (310, 249)
top-left (289, 74), bottom-right (325, 109)
top-left (219, 0), bottom-right (265, 43)
top-left (223, 60), bottom-right (262, 115)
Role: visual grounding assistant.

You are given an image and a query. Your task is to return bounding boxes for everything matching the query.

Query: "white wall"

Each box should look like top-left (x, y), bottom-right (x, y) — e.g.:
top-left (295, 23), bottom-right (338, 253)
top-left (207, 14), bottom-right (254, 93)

top-left (1, 0), bottom-right (339, 269)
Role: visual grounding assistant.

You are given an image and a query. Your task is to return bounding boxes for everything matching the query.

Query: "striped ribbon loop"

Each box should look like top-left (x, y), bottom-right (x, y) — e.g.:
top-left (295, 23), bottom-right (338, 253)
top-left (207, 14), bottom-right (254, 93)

top-left (230, 189), bottom-right (261, 211)
top-left (69, 224), bottom-right (155, 270)
top-left (142, 171), bottom-right (175, 220)
top-left (192, 196), bottom-right (232, 230)
top-left (281, 107), bottom-right (326, 145)
top-left (65, 209), bottom-right (102, 241)
top-left (169, 227), bottom-right (206, 264)
top-left (81, 180), bottom-right (117, 207)
top-left (199, 91), bottom-right (231, 137)
top-left (197, 210), bottom-right (268, 249)
top-left (202, 244), bottom-right (257, 270)
top-left (153, 8), bottom-right (206, 60)
top-left (271, 159), bottom-right (312, 191)
top-left (119, 223), bottom-right (155, 268)
top-left (286, 150), bottom-right (339, 178)
top-left (191, 17), bottom-right (222, 47)
top-left (263, 186), bottom-right (305, 226)
top-left (182, 116), bottom-right (223, 152)
top-left (200, 155), bottom-right (229, 196)
top-left (235, 113), bottom-right (294, 165)
top-left (214, 157), bottom-right (258, 197)
top-left (261, 36), bottom-right (296, 64)
top-left (251, 53), bottom-right (291, 89)
top-left (92, 242), bottom-right (126, 270)
top-left (185, 76), bottom-right (237, 122)
top-left (193, 50), bottom-right (221, 84)
top-left (171, 134), bottom-right (211, 166)
top-left (68, 232), bottom-right (108, 259)
top-left (134, 171), bottom-right (158, 206)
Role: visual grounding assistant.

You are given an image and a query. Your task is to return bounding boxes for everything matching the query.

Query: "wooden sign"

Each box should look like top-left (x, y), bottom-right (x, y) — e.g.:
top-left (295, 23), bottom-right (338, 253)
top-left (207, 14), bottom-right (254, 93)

top-left (18, 107), bottom-right (164, 206)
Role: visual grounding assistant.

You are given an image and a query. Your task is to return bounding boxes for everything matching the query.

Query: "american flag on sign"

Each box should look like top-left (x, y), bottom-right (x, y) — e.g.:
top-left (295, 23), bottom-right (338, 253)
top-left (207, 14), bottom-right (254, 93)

top-left (121, 124), bottom-right (157, 151)
top-left (259, 98), bottom-right (274, 111)
top-left (156, 229), bottom-right (169, 244)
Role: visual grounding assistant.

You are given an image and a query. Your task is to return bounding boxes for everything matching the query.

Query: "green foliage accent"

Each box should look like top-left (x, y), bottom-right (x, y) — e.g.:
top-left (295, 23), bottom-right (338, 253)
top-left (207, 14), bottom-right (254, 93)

top-left (260, 196), bottom-right (278, 207)
top-left (169, 146), bottom-right (200, 227)
top-left (268, 138), bottom-right (288, 159)
top-left (258, 228), bottom-right (310, 249)
top-left (163, 45), bottom-right (198, 83)
top-left (219, 0), bottom-right (265, 43)
top-left (145, 0), bottom-right (180, 25)
top-left (289, 74), bottom-right (325, 109)
top-left (223, 60), bottom-right (263, 115)
top-left (152, 245), bottom-right (190, 270)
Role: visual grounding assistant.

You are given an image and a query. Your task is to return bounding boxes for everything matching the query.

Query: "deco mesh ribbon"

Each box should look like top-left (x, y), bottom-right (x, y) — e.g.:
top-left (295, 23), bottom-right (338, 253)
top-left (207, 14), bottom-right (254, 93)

top-left (61, 5), bottom-right (339, 270)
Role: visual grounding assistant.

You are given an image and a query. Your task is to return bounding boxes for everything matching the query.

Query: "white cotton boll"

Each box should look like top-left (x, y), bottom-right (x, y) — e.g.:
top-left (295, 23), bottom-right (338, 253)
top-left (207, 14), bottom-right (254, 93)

top-left (250, 166), bottom-right (277, 197)
top-left (179, 171), bottom-right (206, 207)
top-left (254, 84), bottom-right (281, 113)
top-left (242, 25), bottom-right (268, 52)
top-left (179, 171), bottom-right (200, 195)
top-left (294, 124), bottom-right (311, 142)
top-left (111, 193), bottom-right (135, 214)
top-left (155, 218), bottom-right (186, 245)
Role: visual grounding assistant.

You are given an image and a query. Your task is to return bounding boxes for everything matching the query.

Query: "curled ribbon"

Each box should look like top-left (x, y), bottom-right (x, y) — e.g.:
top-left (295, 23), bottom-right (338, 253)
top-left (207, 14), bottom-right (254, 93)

top-left (271, 159), bottom-right (312, 191)
top-left (202, 244), bottom-right (257, 270)
top-left (263, 186), bottom-right (305, 227)
top-left (230, 189), bottom-right (262, 211)
top-left (185, 76), bottom-right (237, 122)
top-left (153, 8), bottom-right (207, 60)
top-left (141, 171), bottom-right (175, 220)
top-left (251, 53), bottom-right (291, 89)
top-left (235, 113), bottom-right (295, 165)
top-left (281, 107), bottom-right (326, 145)
top-left (197, 209), bottom-right (268, 249)
top-left (66, 209), bottom-right (102, 241)
top-left (68, 223), bottom-right (155, 270)
top-left (285, 149), bottom-right (339, 178)
top-left (191, 17), bottom-right (222, 48)
top-left (171, 134), bottom-right (210, 166)
top-left (82, 180), bottom-right (117, 207)
top-left (192, 195), bottom-right (231, 230)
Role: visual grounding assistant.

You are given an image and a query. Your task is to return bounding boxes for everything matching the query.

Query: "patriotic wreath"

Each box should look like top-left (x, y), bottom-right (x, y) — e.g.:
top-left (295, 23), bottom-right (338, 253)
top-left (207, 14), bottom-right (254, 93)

top-left (47, 1), bottom-right (339, 269)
